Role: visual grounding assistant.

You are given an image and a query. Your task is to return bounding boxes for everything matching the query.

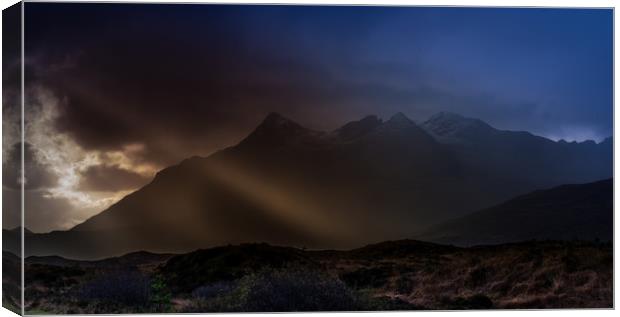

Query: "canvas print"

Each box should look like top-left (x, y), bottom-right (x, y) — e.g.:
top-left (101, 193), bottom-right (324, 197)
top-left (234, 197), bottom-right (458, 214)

top-left (2, 2), bottom-right (614, 314)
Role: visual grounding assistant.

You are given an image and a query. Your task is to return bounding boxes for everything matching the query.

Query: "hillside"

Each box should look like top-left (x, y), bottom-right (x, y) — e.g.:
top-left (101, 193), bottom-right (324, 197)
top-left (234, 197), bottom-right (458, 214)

top-left (419, 179), bottom-right (613, 246)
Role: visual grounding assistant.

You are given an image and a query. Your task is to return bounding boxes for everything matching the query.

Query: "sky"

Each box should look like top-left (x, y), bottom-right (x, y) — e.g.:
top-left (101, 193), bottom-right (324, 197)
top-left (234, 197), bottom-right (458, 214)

top-left (2, 3), bottom-right (613, 232)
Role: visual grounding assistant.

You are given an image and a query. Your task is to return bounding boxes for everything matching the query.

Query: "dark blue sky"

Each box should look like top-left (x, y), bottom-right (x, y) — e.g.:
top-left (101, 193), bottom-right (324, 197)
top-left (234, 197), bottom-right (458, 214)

top-left (247, 6), bottom-right (613, 141)
top-left (25, 4), bottom-right (613, 164)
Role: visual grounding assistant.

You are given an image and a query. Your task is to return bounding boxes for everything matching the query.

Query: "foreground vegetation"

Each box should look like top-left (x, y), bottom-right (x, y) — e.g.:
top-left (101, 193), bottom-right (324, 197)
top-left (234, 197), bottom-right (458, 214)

top-left (2, 240), bottom-right (612, 313)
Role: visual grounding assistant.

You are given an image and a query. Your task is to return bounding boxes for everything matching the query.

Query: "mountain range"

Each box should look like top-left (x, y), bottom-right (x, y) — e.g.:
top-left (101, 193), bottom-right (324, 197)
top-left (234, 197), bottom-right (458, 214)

top-left (5, 112), bottom-right (612, 259)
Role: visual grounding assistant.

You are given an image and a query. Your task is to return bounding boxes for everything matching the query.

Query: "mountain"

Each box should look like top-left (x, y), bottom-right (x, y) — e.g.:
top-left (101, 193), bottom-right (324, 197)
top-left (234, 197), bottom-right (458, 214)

top-left (423, 111), bottom-right (497, 144)
top-left (422, 111), bottom-right (612, 205)
top-left (16, 112), bottom-right (613, 259)
top-left (333, 115), bottom-right (383, 141)
top-left (55, 112), bottom-right (463, 258)
top-left (418, 178), bottom-right (613, 246)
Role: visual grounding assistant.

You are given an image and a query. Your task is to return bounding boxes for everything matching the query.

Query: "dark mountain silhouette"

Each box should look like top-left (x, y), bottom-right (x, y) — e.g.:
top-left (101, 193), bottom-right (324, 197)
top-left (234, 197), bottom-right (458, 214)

top-left (14, 112), bottom-right (612, 259)
top-left (422, 112), bottom-right (613, 202)
top-left (418, 178), bottom-right (613, 246)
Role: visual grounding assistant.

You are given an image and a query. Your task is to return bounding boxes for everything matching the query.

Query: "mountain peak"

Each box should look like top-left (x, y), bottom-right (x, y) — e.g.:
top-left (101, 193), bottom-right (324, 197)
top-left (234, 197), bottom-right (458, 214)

top-left (239, 112), bottom-right (322, 148)
top-left (261, 112), bottom-right (299, 127)
top-left (382, 112), bottom-right (418, 130)
top-left (388, 112), bottom-right (413, 124)
top-left (359, 114), bottom-right (382, 124)
top-left (423, 111), bottom-right (493, 137)
top-left (252, 112), bottom-right (310, 135)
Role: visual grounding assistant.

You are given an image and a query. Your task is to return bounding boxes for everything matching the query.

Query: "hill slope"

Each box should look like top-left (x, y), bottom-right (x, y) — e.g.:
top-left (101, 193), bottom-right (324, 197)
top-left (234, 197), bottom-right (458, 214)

top-left (418, 179), bottom-right (613, 246)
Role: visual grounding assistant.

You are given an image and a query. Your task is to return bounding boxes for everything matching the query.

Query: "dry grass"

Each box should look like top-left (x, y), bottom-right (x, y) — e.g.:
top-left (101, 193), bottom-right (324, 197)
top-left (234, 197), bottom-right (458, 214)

top-left (323, 241), bottom-right (612, 309)
top-left (9, 240), bottom-right (613, 313)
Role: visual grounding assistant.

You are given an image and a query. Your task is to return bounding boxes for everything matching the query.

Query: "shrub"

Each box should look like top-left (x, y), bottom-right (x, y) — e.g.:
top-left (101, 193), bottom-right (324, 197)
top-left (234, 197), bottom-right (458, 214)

top-left (339, 267), bottom-right (391, 289)
top-left (237, 268), bottom-right (357, 311)
top-left (78, 270), bottom-right (151, 306)
top-left (192, 281), bottom-right (236, 300)
top-left (161, 244), bottom-right (318, 293)
top-left (184, 268), bottom-right (357, 312)
top-left (150, 274), bottom-right (172, 311)
top-left (26, 264), bottom-right (85, 288)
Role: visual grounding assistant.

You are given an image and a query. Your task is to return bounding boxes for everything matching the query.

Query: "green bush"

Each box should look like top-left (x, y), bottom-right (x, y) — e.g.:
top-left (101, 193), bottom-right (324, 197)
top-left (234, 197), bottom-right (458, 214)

top-left (150, 274), bottom-right (172, 312)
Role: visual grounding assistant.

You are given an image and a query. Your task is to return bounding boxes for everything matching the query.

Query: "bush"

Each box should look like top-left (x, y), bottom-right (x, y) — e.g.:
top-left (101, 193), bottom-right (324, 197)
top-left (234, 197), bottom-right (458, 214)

top-left (26, 264), bottom-right (85, 287)
top-left (184, 268), bottom-right (357, 312)
top-left (78, 270), bottom-right (151, 306)
top-left (161, 244), bottom-right (318, 293)
top-left (339, 267), bottom-right (391, 289)
top-left (237, 269), bottom-right (356, 311)
top-left (192, 281), bottom-right (236, 300)
top-left (150, 274), bottom-right (172, 311)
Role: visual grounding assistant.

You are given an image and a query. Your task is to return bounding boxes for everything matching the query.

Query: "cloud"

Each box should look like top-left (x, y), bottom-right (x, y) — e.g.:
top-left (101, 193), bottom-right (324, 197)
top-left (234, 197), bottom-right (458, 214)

top-left (2, 142), bottom-right (58, 190)
top-left (3, 187), bottom-right (108, 233)
top-left (2, 86), bottom-right (159, 232)
top-left (2, 73), bottom-right (21, 161)
top-left (2, 188), bottom-right (21, 230)
top-left (78, 164), bottom-right (151, 192)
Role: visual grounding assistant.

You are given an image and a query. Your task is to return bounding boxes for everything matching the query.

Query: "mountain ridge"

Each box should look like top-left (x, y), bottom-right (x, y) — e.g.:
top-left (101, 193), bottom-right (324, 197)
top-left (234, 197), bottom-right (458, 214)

top-left (12, 111), bottom-right (612, 259)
